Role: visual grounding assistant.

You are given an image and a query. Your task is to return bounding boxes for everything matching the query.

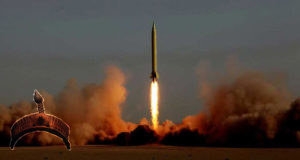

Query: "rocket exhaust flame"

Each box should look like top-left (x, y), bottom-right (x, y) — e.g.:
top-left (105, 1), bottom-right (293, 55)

top-left (150, 80), bottom-right (159, 130)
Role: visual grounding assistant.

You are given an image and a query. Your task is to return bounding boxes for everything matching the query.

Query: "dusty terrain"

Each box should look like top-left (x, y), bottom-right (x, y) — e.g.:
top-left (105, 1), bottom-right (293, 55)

top-left (0, 145), bottom-right (300, 160)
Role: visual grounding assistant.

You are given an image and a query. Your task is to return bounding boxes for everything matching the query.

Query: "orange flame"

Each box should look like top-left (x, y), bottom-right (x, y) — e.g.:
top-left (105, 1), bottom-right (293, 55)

top-left (150, 80), bottom-right (159, 130)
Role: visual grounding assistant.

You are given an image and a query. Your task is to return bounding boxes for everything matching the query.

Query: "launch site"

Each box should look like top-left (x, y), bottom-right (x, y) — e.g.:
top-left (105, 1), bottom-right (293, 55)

top-left (1, 0), bottom-right (300, 160)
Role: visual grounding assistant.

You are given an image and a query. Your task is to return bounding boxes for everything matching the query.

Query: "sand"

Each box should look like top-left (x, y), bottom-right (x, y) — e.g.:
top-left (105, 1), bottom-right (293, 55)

top-left (0, 145), bottom-right (300, 160)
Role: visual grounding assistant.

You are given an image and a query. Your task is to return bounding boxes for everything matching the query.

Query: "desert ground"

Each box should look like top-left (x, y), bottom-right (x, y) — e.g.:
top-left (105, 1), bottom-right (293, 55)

top-left (0, 145), bottom-right (300, 160)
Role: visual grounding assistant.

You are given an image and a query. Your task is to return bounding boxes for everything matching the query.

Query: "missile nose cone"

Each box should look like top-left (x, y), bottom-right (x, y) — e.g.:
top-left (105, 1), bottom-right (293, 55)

top-left (33, 89), bottom-right (44, 104)
top-left (152, 22), bottom-right (156, 30)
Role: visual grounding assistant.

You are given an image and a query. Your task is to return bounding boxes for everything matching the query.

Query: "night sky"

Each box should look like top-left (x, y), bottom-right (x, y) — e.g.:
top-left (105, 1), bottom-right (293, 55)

top-left (1, 0), bottom-right (300, 123)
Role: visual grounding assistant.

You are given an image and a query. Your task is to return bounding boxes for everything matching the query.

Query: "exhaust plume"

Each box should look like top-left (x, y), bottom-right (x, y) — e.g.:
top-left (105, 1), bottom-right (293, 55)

top-left (161, 61), bottom-right (300, 147)
top-left (1, 62), bottom-right (300, 147)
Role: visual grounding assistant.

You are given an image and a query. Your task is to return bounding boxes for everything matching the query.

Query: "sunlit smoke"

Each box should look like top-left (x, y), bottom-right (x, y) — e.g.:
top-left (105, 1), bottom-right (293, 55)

top-left (150, 80), bottom-right (159, 130)
top-left (0, 65), bottom-right (138, 146)
top-left (2, 60), bottom-right (300, 147)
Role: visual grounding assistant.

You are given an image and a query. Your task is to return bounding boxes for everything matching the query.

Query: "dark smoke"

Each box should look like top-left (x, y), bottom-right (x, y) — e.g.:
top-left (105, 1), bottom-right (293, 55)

top-left (161, 128), bottom-right (205, 146)
top-left (115, 125), bottom-right (158, 145)
top-left (275, 98), bottom-right (300, 146)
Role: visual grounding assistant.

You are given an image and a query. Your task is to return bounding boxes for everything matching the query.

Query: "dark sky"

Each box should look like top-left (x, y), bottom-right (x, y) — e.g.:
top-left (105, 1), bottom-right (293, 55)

top-left (1, 0), bottom-right (300, 123)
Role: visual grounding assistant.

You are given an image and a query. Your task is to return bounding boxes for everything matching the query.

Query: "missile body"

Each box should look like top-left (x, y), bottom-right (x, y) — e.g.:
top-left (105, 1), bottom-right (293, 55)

top-left (150, 23), bottom-right (158, 81)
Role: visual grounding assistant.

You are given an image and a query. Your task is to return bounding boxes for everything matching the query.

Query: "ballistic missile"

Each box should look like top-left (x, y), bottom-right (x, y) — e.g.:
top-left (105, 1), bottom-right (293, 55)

top-left (150, 22), bottom-right (158, 81)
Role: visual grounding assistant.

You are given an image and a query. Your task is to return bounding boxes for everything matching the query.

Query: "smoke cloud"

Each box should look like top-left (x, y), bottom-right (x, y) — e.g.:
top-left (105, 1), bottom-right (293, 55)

top-left (176, 71), bottom-right (291, 146)
top-left (0, 65), bottom-right (136, 146)
top-left (1, 62), bottom-right (300, 147)
top-left (161, 61), bottom-right (300, 147)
